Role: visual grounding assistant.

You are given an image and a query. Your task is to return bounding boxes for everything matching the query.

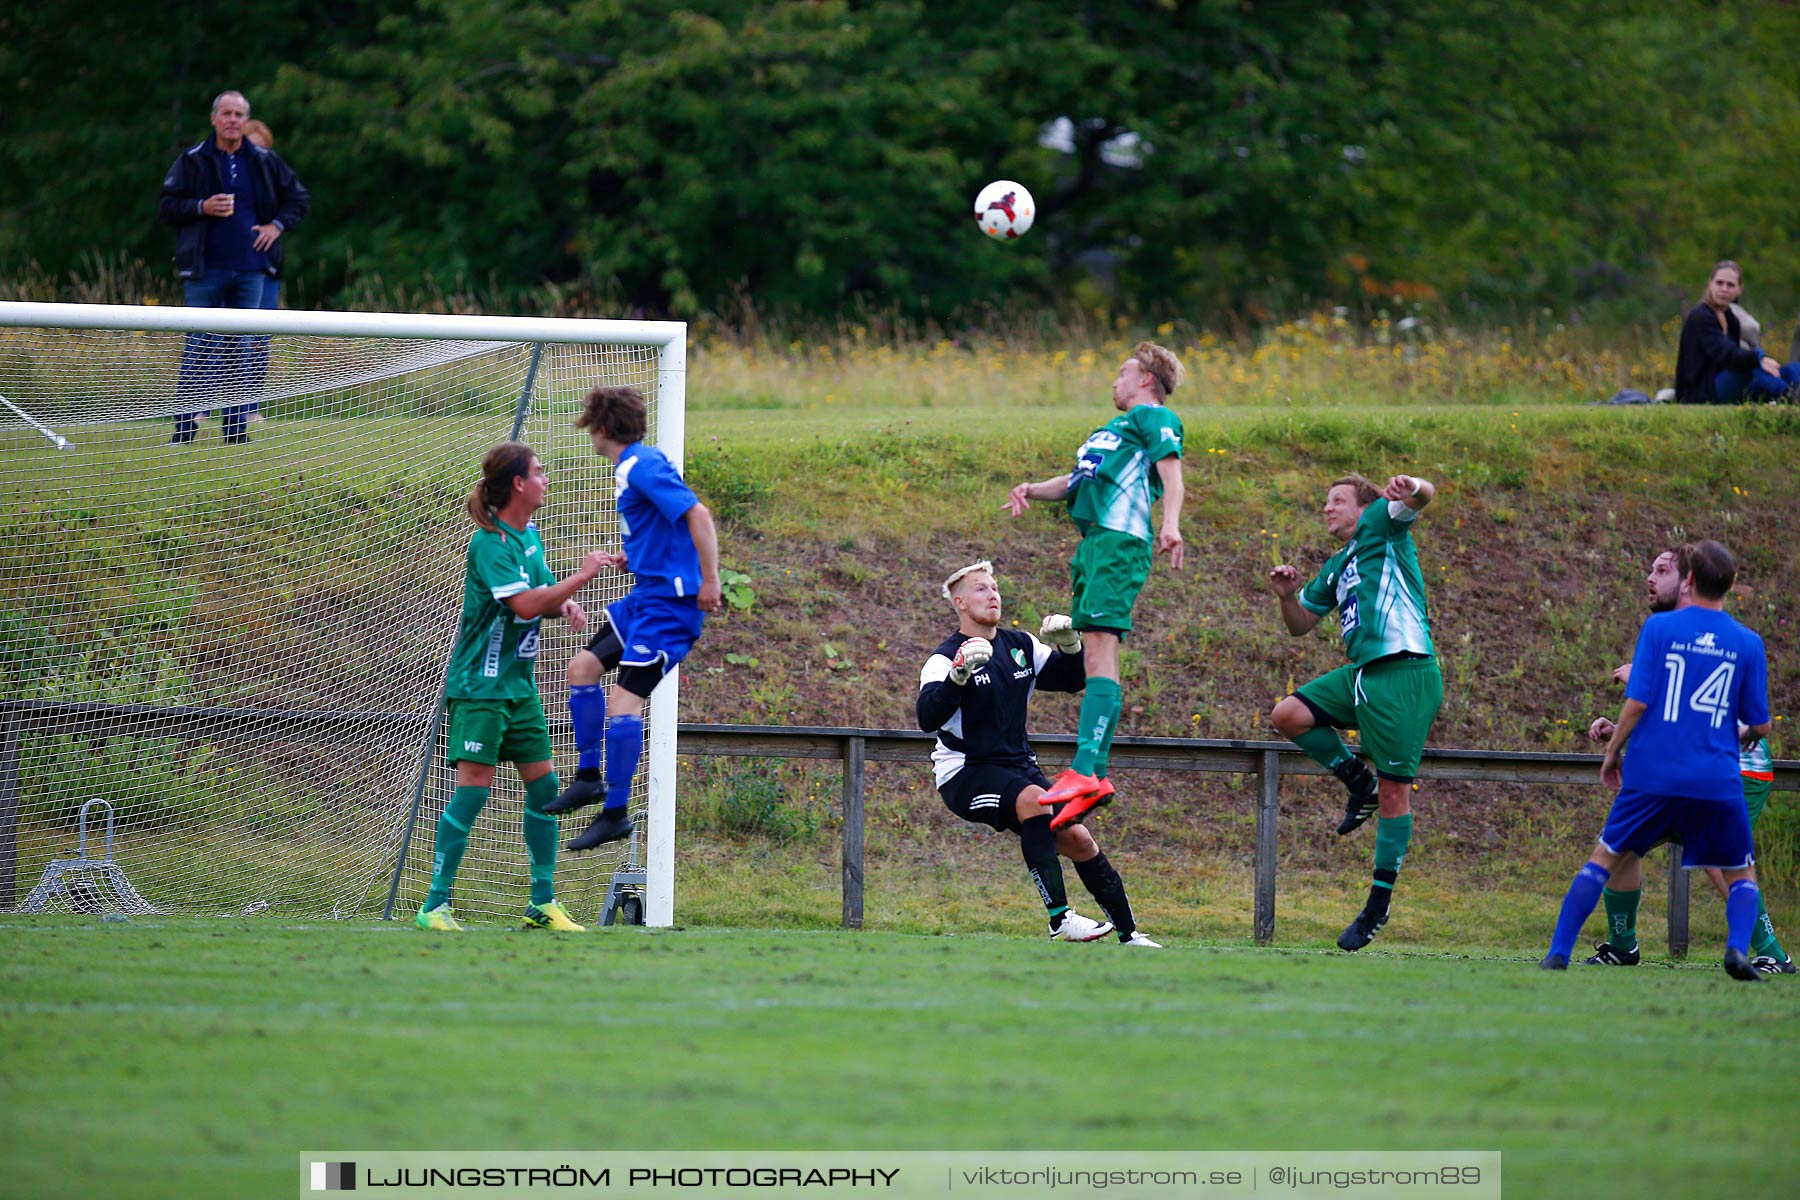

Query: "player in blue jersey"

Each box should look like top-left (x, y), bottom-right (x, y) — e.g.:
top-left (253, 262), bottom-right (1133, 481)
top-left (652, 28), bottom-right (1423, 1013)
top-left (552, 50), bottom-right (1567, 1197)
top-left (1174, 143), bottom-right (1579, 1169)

top-left (544, 386), bottom-right (722, 851)
top-left (1544, 540), bottom-right (1773, 981)
top-left (1582, 544), bottom-right (1792, 972)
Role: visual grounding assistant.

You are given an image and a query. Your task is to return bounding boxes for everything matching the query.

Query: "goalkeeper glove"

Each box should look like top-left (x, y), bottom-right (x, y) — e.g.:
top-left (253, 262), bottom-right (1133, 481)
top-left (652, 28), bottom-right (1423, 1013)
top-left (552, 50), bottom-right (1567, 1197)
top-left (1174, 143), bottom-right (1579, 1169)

top-left (1039, 614), bottom-right (1082, 654)
top-left (947, 637), bottom-right (992, 685)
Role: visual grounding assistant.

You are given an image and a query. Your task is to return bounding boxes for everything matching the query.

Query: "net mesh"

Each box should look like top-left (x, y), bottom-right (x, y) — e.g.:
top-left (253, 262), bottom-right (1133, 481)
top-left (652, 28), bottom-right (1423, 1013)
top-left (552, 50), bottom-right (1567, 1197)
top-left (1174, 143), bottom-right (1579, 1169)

top-left (0, 319), bottom-right (670, 924)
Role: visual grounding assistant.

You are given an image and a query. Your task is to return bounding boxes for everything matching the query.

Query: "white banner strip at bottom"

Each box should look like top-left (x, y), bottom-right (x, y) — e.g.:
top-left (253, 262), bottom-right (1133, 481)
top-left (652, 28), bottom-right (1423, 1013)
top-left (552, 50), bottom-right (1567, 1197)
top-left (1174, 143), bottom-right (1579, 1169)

top-left (299, 1151), bottom-right (1501, 1199)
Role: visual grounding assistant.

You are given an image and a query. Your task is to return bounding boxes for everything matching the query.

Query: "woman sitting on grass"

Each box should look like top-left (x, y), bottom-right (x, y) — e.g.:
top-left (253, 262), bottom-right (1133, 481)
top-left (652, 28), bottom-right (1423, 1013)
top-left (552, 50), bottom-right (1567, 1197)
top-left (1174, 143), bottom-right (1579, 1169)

top-left (1673, 260), bottom-right (1800, 404)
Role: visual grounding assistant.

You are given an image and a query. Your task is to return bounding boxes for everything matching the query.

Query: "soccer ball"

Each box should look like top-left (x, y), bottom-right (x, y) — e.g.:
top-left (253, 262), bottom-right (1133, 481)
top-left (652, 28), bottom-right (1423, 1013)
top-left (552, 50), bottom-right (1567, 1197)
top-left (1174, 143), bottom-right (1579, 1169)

top-left (973, 180), bottom-right (1035, 241)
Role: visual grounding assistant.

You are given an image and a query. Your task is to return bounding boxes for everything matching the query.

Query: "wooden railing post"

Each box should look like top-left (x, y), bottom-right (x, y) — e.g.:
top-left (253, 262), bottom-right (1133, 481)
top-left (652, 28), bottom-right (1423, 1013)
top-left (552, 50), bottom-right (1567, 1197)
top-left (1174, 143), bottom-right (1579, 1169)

top-left (1666, 842), bottom-right (1689, 959)
top-left (0, 712), bottom-right (19, 912)
top-left (1254, 749), bottom-right (1280, 945)
top-left (841, 735), bottom-right (866, 929)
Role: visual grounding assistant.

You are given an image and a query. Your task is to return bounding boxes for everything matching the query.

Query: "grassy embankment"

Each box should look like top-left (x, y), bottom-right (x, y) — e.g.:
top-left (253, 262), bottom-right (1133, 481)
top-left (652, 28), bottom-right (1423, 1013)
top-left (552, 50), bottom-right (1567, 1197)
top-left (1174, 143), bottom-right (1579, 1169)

top-left (671, 320), bottom-right (1800, 953)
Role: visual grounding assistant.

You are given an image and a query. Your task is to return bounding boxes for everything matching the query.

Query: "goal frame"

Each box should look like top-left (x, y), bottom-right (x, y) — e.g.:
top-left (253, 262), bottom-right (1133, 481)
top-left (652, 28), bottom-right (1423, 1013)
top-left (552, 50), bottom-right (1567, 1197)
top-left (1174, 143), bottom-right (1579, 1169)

top-left (0, 300), bottom-right (686, 927)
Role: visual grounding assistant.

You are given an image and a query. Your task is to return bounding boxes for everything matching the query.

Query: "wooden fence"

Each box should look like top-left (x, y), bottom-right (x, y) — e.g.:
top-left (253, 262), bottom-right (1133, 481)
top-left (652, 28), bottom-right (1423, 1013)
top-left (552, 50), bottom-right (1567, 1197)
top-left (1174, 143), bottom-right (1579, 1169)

top-left (681, 723), bottom-right (1797, 953)
top-left (2, 701), bottom-right (1794, 952)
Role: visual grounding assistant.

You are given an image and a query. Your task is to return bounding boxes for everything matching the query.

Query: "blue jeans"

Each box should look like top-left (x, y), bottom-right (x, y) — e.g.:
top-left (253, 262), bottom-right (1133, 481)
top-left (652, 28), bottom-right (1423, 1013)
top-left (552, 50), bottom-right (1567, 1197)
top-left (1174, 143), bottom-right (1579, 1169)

top-left (175, 268), bottom-right (266, 441)
top-left (248, 277), bottom-right (280, 415)
top-left (1714, 359), bottom-right (1800, 404)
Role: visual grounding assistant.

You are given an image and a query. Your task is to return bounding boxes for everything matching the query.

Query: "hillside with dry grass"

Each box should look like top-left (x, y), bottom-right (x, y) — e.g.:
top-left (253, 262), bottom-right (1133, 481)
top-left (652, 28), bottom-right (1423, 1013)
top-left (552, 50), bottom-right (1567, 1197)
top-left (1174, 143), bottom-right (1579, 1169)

top-left (672, 396), bottom-right (1800, 945)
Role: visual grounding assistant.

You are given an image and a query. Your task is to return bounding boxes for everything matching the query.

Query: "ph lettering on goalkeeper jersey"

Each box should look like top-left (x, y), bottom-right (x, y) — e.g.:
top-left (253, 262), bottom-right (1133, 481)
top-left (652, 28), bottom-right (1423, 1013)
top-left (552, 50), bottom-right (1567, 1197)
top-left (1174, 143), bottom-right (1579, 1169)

top-left (1066, 403), bottom-right (1183, 541)
top-left (445, 518), bottom-right (555, 701)
top-left (1298, 499), bottom-right (1434, 665)
top-left (614, 443), bottom-right (703, 598)
top-left (917, 629), bottom-right (1086, 786)
top-left (1622, 606), bottom-right (1770, 801)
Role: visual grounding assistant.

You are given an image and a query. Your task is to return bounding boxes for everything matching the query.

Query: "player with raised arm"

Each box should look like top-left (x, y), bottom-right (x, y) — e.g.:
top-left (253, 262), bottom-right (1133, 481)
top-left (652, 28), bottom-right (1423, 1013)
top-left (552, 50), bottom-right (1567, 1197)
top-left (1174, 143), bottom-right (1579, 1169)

top-left (1581, 545), bottom-right (1792, 972)
top-left (417, 443), bottom-right (610, 932)
top-left (918, 561), bottom-right (1160, 945)
top-left (1267, 472), bottom-right (1442, 951)
top-left (543, 386), bottom-right (722, 851)
top-left (1544, 540), bottom-right (1772, 981)
top-left (1003, 341), bottom-right (1185, 831)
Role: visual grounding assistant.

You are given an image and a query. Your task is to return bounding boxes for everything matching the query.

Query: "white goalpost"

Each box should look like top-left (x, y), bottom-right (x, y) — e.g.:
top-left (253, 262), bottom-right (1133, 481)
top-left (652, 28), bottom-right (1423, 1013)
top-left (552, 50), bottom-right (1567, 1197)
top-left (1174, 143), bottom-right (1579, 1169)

top-left (0, 301), bottom-right (685, 927)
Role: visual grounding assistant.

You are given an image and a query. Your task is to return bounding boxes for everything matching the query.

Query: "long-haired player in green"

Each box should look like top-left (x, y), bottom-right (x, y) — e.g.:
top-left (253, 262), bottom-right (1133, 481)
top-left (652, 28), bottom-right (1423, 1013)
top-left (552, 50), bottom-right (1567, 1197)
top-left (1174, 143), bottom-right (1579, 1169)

top-left (416, 442), bottom-right (611, 932)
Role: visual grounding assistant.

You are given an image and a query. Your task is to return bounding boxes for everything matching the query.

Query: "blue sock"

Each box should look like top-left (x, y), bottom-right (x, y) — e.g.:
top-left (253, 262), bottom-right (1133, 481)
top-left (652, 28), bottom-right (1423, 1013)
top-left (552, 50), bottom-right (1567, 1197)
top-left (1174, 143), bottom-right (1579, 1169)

top-left (1726, 879), bottom-right (1761, 954)
top-left (1548, 862), bottom-right (1611, 961)
top-left (569, 684), bottom-right (606, 773)
top-left (603, 714), bottom-right (643, 811)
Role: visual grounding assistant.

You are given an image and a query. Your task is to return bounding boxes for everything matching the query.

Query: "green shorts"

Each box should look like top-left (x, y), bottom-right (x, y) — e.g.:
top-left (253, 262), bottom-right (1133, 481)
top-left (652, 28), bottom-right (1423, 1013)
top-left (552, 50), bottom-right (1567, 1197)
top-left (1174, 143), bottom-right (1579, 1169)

top-left (1744, 775), bottom-right (1772, 827)
top-left (1069, 526), bottom-right (1154, 634)
top-left (1295, 655), bottom-right (1444, 781)
top-left (445, 694), bottom-right (554, 767)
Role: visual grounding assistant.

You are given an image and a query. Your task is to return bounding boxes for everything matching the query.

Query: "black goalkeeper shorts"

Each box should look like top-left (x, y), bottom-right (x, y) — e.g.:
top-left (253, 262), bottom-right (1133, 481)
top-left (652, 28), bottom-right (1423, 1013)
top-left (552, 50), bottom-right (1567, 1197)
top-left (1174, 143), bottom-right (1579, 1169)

top-left (939, 761), bottom-right (1052, 835)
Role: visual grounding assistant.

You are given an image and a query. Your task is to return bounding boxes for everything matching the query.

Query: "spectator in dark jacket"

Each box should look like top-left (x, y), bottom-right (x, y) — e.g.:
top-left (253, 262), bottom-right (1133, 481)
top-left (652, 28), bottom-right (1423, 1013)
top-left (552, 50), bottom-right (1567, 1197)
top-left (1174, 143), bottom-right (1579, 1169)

top-left (158, 90), bottom-right (310, 444)
top-left (1673, 261), bottom-right (1800, 404)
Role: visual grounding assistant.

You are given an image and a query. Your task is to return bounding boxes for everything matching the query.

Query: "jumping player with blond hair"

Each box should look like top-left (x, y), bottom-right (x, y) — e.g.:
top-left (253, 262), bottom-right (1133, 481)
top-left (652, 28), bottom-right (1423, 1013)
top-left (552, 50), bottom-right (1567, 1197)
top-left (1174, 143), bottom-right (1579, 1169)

top-left (1004, 341), bottom-right (1186, 831)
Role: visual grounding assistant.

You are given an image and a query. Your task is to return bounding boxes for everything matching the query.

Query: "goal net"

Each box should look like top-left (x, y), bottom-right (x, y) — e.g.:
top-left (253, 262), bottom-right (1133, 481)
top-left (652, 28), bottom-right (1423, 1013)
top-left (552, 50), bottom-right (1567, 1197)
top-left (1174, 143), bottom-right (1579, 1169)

top-left (0, 301), bottom-right (684, 926)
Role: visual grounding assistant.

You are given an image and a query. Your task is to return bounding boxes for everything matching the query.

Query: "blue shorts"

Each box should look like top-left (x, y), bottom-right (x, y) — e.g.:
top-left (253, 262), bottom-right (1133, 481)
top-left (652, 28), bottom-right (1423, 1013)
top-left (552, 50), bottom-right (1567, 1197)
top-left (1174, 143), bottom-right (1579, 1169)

top-left (1598, 787), bottom-right (1754, 870)
top-left (606, 591), bottom-right (706, 673)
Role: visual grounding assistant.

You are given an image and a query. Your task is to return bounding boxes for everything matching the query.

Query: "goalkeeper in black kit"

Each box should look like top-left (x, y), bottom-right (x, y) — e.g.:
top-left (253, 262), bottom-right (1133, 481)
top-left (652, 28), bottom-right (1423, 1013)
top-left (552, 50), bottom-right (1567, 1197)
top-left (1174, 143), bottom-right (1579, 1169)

top-left (917, 560), bottom-right (1160, 946)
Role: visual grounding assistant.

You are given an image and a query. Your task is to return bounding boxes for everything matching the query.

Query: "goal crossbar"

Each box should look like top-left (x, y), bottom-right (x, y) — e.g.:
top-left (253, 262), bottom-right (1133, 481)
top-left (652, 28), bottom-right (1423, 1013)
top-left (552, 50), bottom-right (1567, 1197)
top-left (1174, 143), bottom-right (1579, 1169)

top-left (0, 301), bottom-right (686, 357)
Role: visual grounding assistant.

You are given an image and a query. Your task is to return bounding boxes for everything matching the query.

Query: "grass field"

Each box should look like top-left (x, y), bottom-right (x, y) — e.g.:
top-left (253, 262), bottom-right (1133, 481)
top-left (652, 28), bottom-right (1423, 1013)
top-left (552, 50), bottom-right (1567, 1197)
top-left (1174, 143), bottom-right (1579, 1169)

top-left (1, 918), bottom-right (1794, 1200)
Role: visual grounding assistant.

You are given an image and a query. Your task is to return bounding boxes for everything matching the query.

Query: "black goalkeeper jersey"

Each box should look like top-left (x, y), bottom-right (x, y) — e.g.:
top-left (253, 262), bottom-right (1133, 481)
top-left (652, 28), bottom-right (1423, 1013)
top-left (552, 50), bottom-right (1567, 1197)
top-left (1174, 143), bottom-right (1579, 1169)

top-left (916, 627), bottom-right (1086, 785)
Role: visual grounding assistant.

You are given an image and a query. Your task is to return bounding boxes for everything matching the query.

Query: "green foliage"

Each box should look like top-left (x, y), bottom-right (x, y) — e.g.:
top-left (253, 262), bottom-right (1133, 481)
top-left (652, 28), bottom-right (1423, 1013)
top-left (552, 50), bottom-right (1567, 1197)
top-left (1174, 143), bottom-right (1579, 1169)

top-left (1761, 792), bottom-right (1799, 903)
top-left (684, 448), bottom-right (775, 529)
top-left (3, 2), bottom-right (1796, 321)
top-left (719, 567), bottom-right (756, 612)
top-left (683, 759), bottom-right (825, 843)
top-left (0, 609), bottom-right (53, 691)
top-left (21, 732), bottom-right (218, 833)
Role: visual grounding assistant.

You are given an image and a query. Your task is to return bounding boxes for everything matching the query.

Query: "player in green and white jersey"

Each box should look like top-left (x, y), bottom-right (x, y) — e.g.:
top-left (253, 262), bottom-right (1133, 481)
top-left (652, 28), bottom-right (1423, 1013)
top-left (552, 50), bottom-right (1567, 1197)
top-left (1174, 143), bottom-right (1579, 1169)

top-left (1268, 472), bottom-right (1443, 951)
top-left (1584, 544), bottom-right (1793, 972)
top-left (1005, 341), bottom-right (1186, 830)
top-left (416, 442), bottom-right (611, 933)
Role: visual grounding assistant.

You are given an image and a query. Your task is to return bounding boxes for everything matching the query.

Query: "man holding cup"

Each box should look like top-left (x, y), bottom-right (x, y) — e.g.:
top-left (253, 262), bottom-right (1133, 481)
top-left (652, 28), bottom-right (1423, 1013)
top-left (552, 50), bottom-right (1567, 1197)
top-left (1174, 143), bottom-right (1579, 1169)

top-left (158, 89), bottom-right (310, 445)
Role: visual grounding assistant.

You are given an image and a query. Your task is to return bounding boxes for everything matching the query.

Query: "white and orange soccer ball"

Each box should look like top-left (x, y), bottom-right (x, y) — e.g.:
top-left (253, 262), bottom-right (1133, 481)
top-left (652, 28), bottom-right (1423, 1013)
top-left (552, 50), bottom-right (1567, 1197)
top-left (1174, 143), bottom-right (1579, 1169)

top-left (973, 180), bottom-right (1035, 241)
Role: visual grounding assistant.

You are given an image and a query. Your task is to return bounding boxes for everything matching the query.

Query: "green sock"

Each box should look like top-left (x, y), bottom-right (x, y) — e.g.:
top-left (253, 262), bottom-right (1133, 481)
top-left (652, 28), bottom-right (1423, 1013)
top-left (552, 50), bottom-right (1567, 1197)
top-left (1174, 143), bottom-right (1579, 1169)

top-left (1751, 894), bottom-right (1787, 961)
top-left (1365, 813), bottom-right (1412, 918)
top-left (1374, 814), bottom-right (1412, 875)
top-left (1743, 780), bottom-right (1784, 959)
top-left (424, 785), bottom-right (489, 911)
top-left (1095, 688), bottom-right (1124, 777)
top-left (523, 773), bottom-right (561, 906)
top-left (1070, 677), bottom-right (1120, 776)
top-left (1292, 725), bottom-right (1354, 771)
top-left (1601, 887), bottom-right (1641, 951)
